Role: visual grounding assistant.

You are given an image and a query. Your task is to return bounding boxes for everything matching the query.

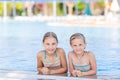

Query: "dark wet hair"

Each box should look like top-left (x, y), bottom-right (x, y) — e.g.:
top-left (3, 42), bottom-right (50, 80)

top-left (70, 33), bottom-right (86, 45)
top-left (43, 32), bottom-right (58, 43)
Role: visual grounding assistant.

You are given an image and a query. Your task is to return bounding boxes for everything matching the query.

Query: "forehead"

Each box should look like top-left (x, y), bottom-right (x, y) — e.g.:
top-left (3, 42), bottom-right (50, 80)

top-left (44, 37), bottom-right (57, 42)
top-left (71, 38), bottom-right (84, 43)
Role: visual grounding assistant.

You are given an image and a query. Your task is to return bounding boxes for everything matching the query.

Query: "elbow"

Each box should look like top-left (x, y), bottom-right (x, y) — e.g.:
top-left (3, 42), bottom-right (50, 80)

top-left (63, 67), bottom-right (68, 73)
top-left (64, 67), bottom-right (68, 73)
top-left (95, 70), bottom-right (97, 75)
top-left (91, 66), bottom-right (97, 75)
top-left (37, 68), bottom-right (40, 74)
top-left (37, 67), bottom-right (42, 74)
top-left (92, 70), bottom-right (97, 75)
top-left (62, 64), bottom-right (68, 73)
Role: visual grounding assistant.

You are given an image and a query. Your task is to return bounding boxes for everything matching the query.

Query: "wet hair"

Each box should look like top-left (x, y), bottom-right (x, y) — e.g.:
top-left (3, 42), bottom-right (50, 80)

top-left (70, 33), bottom-right (86, 45)
top-left (42, 32), bottom-right (58, 43)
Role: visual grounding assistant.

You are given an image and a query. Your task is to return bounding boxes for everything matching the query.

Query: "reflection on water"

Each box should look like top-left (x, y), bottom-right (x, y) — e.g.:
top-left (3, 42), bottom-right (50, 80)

top-left (0, 21), bottom-right (120, 76)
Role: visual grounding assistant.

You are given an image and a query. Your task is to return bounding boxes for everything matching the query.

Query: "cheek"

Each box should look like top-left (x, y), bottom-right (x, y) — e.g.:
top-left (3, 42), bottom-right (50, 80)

top-left (82, 44), bottom-right (86, 48)
top-left (73, 47), bottom-right (76, 50)
top-left (53, 44), bottom-right (58, 48)
top-left (43, 44), bottom-right (49, 49)
top-left (43, 45), bottom-right (48, 49)
top-left (71, 46), bottom-right (76, 50)
top-left (80, 46), bottom-right (85, 49)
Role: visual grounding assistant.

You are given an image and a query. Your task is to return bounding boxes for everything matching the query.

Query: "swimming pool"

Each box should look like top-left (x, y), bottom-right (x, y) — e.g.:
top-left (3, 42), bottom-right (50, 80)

top-left (0, 21), bottom-right (120, 76)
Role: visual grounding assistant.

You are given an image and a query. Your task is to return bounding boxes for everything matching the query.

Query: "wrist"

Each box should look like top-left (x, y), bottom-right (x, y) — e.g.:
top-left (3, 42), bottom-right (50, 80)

top-left (49, 70), bottom-right (53, 74)
top-left (81, 72), bottom-right (84, 76)
top-left (78, 72), bottom-right (84, 77)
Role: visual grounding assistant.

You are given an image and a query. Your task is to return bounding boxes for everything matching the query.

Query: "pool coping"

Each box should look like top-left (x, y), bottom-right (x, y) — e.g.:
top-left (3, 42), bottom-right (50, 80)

top-left (0, 70), bottom-right (120, 80)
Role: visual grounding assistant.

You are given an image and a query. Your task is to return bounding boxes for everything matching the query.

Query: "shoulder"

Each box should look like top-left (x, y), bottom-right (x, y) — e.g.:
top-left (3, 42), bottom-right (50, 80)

top-left (56, 48), bottom-right (65, 56)
top-left (56, 48), bottom-right (65, 53)
top-left (68, 51), bottom-right (74, 57)
top-left (37, 50), bottom-right (45, 58)
top-left (85, 51), bottom-right (95, 58)
top-left (57, 48), bottom-right (64, 52)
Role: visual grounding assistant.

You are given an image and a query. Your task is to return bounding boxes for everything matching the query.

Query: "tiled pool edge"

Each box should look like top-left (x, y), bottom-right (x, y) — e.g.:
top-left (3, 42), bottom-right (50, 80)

top-left (0, 70), bottom-right (120, 80)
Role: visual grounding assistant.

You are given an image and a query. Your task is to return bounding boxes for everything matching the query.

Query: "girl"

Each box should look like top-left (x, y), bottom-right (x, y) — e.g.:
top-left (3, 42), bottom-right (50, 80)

top-left (37, 32), bottom-right (67, 75)
top-left (68, 33), bottom-right (97, 77)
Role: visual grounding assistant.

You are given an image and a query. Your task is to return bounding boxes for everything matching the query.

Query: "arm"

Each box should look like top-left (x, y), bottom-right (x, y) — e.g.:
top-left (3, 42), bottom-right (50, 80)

top-left (50, 48), bottom-right (67, 74)
top-left (37, 51), bottom-right (44, 74)
top-left (79, 52), bottom-right (97, 76)
top-left (68, 52), bottom-right (77, 76)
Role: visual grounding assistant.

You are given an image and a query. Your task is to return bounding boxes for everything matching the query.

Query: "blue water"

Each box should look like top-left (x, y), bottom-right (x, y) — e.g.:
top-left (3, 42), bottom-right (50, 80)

top-left (0, 21), bottom-right (120, 76)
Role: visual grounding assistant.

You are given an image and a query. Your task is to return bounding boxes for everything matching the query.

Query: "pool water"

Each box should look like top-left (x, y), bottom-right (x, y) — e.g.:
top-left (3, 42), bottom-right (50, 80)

top-left (0, 21), bottom-right (120, 76)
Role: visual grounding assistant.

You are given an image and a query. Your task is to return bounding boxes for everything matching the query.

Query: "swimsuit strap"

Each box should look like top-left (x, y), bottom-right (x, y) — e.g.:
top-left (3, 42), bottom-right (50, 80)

top-left (55, 51), bottom-right (58, 57)
top-left (44, 51), bottom-right (58, 59)
top-left (44, 51), bottom-right (46, 59)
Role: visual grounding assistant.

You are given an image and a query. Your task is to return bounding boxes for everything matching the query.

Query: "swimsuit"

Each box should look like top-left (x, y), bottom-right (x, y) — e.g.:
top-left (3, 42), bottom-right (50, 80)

top-left (72, 52), bottom-right (91, 72)
top-left (43, 51), bottom-right (61, 70)
top-left (73, 64), bottom-right (91, 72)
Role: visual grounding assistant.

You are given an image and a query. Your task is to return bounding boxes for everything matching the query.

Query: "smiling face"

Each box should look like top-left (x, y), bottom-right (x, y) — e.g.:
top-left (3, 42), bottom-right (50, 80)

top-left (70, 33), bottom-right (86, 55)
top-left (43, 36), bottom-right (58, 54)
top-left (71, 38), bottom-right (86, 54)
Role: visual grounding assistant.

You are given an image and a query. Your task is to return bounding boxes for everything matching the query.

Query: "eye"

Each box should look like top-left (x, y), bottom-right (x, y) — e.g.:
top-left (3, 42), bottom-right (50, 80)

top-left (52, 43), bottom-right (56, 45)
top-left (46, 43), bottom-right (50, 45)
top-left (79, 44), bottom-right (82, 46)
top-left (73, 45), bottom-right (77, 47)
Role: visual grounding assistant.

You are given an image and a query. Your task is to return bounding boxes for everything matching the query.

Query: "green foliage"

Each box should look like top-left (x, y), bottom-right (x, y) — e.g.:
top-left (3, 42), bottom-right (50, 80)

top-left (0, 2), bottom-right (3, 16)
top-left (15, 2), bottom-right (23, 15)
top-left (56, 2), bottom-right (64, 16)
top-left (7, 2), bottom-right (13, 16)
top-left (98, 0), bottom-right (104, 2)
top-left (98, 1), bottom-right (105, 8)
top-left (48, 2), bottom-right (53, 8)
top-left (7, 2), bottom-right (13, 8)
top-left (77, 2), bottom-right (85, 11)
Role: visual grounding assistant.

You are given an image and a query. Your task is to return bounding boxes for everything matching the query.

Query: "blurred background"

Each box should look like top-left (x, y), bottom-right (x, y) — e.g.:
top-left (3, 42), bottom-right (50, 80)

top-left (0, 0), bottom-right (119, 19)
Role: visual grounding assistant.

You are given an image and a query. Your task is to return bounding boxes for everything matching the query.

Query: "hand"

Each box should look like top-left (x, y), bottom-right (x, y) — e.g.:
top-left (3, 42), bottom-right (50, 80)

top-left (41, 67), bottom-right (50, 75)
top-left (76, 71), bottom-right (83, 77)
top-left (72, 70), bottom-right (77, 77)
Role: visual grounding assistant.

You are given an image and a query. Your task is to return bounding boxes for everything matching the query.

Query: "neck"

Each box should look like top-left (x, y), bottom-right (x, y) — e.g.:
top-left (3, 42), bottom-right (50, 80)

top-left (74, 51), bottom-right (84, 57)
top-left (46, 51), bottom-right (55, 57)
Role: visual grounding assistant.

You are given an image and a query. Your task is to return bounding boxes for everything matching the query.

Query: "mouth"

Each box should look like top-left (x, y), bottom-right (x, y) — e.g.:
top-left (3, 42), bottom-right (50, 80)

top-left (76, 50), bottom-right (81, 52)
top-left (48, 49), bottom-right (54, 52)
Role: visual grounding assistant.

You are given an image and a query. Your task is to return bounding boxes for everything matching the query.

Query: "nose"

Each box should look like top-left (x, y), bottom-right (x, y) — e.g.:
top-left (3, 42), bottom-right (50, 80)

top-left (48, 45), bottom-right (54, 49)
top-left (76, 46), bottom-right (80, 49)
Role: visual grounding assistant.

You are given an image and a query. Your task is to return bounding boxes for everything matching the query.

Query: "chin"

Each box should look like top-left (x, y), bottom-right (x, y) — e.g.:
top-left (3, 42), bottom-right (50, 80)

top-left (76, 52), bottom-right (82, 54)
top-left (48, 51), bottom-right (55, 54)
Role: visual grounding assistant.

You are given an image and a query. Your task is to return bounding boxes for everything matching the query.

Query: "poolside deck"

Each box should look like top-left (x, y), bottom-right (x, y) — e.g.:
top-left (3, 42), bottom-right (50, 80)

top-left (0, 70), bottom-right (120, 80)
top-left (1, 15), bottom-right (120, 27)
top-left (46, 15), bottom-right (120, 27)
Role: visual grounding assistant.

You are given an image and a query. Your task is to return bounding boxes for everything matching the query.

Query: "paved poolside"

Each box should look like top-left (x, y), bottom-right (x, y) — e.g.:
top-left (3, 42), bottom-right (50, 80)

top-left (0, 70), bottom-right (120, 80)
top-left (1, 16), bottom-right (120, 27)
top-left (46, 16), bottom-right (120, 27)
